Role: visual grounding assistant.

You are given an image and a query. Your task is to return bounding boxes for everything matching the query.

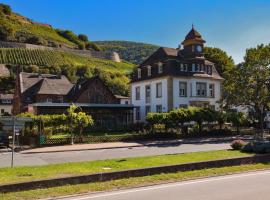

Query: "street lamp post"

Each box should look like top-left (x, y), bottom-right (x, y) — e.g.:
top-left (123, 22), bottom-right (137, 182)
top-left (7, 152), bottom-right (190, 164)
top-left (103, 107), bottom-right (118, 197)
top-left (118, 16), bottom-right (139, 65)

top-left (11, 116), bottom-right (16, 168)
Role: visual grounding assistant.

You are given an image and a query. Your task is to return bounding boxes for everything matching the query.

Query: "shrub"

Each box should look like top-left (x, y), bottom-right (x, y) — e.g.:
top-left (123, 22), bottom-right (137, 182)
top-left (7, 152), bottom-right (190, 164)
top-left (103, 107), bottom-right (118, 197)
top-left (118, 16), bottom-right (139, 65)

top-left (242, 141), bottom-right (270, 154)
top-left (85, 42), bottom-right (102, 51)
top-left (78, 34), bottom-right (88, 42)
top-left (231, 139), bottom-right (247, 150)
top-left (0, 4), bottom-right (12, 15)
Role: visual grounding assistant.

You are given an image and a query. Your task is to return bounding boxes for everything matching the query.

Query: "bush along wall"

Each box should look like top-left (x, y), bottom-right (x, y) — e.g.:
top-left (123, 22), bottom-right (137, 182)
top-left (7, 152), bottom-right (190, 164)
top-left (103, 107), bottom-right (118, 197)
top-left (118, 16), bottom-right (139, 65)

top-left (146, 107), bottom-right (247, 135)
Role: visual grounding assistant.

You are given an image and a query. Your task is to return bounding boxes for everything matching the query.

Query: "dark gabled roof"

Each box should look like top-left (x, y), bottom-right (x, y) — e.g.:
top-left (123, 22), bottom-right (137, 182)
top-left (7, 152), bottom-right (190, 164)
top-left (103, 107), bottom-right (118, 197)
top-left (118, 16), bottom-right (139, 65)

top-left (68, 76), bottom-right (116, 101)
top-left (20, 72), bottom-right (73, 95)
top-left (140, 47), bottom-right (178, 66)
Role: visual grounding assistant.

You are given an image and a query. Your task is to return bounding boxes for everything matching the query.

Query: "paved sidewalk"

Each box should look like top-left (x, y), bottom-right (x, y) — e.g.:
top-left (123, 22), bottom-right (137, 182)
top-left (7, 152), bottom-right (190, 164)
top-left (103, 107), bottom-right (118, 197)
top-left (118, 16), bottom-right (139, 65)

top-left (20, 136), bottom-right (251, 154)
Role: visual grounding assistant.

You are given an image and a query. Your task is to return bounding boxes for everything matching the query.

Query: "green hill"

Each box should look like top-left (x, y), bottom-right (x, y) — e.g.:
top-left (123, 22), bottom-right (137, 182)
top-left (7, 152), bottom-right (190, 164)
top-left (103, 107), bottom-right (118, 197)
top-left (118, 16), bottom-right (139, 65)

top-left (95, 41), bottom-right (160, 64)
top-left (0, 3), bottom-right (134, 96)
top-left (0, 3), bottom-right (100, 50)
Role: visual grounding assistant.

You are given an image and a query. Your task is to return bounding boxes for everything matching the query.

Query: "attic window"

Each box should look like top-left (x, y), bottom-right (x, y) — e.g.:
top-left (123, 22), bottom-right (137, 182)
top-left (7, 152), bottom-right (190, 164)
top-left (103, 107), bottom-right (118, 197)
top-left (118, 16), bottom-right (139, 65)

top-left (208, 66), bottom-right (212, 74)
top-left (184, 64), bottom-right (188, 71)
top-left (180, 63), bottom-right (184, 71)
top-left (158, 62), bottom-right (163, 74)
top-left (137, 68), bottom-right (141, 79)
top-left (147, 66), bottom-right (152, 76)
top-left (192, 64), bottom-right (195, 71)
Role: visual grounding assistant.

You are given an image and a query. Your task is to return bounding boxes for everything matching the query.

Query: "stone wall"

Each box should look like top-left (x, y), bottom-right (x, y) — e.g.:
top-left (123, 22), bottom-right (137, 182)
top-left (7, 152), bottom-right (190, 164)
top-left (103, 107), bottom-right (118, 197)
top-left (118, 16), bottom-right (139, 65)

top-left (0, 41), bottom-right (121, 62)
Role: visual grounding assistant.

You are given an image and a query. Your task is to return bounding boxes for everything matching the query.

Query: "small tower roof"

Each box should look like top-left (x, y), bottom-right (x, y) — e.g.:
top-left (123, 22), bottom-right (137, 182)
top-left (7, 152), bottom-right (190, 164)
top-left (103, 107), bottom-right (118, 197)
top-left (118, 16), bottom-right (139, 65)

top-left (181, 25), bottom-right (206, 45)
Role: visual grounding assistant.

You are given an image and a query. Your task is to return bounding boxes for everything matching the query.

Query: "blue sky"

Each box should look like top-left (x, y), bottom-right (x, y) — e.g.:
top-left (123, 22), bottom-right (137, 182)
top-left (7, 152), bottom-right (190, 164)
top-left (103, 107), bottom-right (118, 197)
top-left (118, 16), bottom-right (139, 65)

top-left (2, 0), bottom-right (270, 63)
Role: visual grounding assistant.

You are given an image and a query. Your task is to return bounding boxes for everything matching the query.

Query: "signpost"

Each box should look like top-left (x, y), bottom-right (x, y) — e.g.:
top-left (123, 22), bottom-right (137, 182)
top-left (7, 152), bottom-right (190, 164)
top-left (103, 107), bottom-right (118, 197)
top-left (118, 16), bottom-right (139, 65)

top-left (0, 116), bottom-right (32, 168)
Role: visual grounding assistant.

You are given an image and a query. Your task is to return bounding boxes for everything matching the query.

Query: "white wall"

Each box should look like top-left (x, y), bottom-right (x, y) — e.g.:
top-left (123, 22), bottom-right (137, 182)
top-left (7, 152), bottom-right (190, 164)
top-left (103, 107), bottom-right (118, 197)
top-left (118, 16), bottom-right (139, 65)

top-left (131, 76), bottom-right (222, 122)
top-left (173, 77), bottom-right (221, 110)
top-left (120, 98), bottom-right (131, 105)
top-left (0, 105), bottom-right (12, 115)
top-left (131, 78), bottom-right (168, 122)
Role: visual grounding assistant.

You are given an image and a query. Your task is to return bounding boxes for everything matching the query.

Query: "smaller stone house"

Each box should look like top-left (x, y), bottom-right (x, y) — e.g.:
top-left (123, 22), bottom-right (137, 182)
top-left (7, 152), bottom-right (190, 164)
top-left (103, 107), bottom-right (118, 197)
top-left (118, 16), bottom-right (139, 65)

top-left (14, 73), bottom-right (133, 130)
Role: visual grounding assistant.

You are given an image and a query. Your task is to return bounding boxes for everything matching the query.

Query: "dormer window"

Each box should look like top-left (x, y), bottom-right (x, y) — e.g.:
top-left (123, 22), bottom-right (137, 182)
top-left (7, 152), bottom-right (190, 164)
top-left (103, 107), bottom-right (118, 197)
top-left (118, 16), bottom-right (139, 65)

top-left (158, 62), bottom-right (163, 73)
top-left (184, 64), bottom-right (188, 71)
top-left (180, 63), bottom-right (184, 71)
top-left (137, 68), bottom-right (141, 78)
top-left (192, 64), bottom-right (195, 72)
top-left (207, 66), bottom-right (212, 74)
top-left (147, 66), bottom-right (152, 76)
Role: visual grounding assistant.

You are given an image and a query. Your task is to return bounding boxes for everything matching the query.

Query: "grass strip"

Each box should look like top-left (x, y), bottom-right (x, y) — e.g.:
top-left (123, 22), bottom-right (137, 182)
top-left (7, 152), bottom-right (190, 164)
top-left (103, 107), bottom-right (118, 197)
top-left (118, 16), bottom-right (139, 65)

top-left (0, 150), bottom-right (250, 185)
top-left (1, 163), bottom-right (269, 200)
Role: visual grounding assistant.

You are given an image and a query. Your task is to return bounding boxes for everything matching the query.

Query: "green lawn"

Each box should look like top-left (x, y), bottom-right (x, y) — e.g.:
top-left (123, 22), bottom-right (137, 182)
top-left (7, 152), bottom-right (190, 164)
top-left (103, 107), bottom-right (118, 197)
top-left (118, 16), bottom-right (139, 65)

top-left (0, 150), bottom-right (252, 185)
top-left (1, 163), bottom-right (270, 200)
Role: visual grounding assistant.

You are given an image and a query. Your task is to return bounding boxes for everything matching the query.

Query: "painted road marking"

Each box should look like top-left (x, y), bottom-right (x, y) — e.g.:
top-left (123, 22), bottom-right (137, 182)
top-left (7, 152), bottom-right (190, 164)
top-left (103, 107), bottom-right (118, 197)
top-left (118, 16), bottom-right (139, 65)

top-left (69, 170), bottom-right (270, 200)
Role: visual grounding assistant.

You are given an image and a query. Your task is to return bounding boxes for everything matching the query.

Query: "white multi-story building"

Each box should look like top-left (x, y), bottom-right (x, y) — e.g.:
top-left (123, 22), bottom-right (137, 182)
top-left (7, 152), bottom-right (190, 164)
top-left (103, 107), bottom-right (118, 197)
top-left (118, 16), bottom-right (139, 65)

top-left (131, 26), bottom-right (223, 122)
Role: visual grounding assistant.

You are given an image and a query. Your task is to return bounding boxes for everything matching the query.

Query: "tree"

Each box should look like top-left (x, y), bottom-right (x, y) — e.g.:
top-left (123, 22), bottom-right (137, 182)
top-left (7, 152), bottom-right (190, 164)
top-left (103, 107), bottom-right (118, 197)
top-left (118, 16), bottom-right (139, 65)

top-left (85, 42), bottom-right (102, 51)
top-left (67, 104), bottom-right (93, 144)
top-left (78, 34), bottom-right (88, 42)
top-left (0, 22), bottom-right (15, 41)
top-left (204, 47), bottom-right (235, 76)
top-left (0, 4), bottom-right (12, 15)
top-left (74, 111), bottom-right (93, 138)
top-left (227, 112), bottom-right (246, 134)
top-left (204, 47), bottom-right (236, 109)
top-left (228, 44), bottom-right (270, 136)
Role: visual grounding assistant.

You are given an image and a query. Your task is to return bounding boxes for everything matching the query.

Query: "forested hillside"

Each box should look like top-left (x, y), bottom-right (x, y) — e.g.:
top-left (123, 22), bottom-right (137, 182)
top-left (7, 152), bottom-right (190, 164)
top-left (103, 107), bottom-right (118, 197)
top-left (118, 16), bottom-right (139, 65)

top-left (0, 3), bottom-right (100, 50)
top-left (0, 3), bottom-right (134, 96)
top-left (95, 41), bottom-right (160, 64)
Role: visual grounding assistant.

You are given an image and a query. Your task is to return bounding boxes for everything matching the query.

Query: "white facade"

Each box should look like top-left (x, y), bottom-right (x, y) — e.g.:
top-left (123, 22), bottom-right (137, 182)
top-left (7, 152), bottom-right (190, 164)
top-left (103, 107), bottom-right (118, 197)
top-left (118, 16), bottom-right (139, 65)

top-left (131, 76), bottom-right (222, 122)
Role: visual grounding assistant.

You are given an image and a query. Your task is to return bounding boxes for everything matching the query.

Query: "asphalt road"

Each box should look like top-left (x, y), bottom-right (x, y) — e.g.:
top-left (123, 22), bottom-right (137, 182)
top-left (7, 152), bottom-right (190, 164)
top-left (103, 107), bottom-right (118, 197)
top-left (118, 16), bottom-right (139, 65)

top-left (61, 170), bottom-right (270, 200)
top-left (0, 142), bottom-right (230, 167)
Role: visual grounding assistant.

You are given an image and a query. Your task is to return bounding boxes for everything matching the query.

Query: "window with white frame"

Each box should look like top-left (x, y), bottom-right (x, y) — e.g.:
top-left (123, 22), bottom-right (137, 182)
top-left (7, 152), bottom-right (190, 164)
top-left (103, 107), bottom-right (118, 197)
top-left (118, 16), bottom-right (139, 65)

top-left (158, 63), bottom-right (163, 73)
top-left (179, 82), bottom-right (187, 97)
top-left (135, 86), bottom-right (140, 100)
top-left (147, 66), bottom-right (152, 76)
top-left (156, 82), bottom-right (162, 98)
top-left (46, 97), bottom-right (53, 102)
top-left (2, 99), bottom-right (11, 104)
top-left (145, 85), bottom-right (151, 103)
top-left (137, 68), bottom-right (141, 78)
top-left (209, 83), bottom-right (215, 97)
top-left (196, 82), bottom-right (207, 97)
top-left (156, 105), bottom-right (162, 113)
top-left (57, 96), bottom-right (63, 103)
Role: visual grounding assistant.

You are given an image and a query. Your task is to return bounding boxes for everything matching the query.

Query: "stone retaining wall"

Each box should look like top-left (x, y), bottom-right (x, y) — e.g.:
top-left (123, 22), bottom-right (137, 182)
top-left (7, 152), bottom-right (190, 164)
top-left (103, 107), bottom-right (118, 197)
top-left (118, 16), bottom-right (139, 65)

top-left (1, 154), bottom-right (270, 193)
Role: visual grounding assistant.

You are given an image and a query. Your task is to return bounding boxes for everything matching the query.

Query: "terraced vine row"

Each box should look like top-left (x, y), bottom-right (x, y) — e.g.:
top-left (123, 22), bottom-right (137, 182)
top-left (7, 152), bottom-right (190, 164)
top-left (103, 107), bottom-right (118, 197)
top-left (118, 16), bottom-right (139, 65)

top-left (0, 48), bottom-right (134, 73)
